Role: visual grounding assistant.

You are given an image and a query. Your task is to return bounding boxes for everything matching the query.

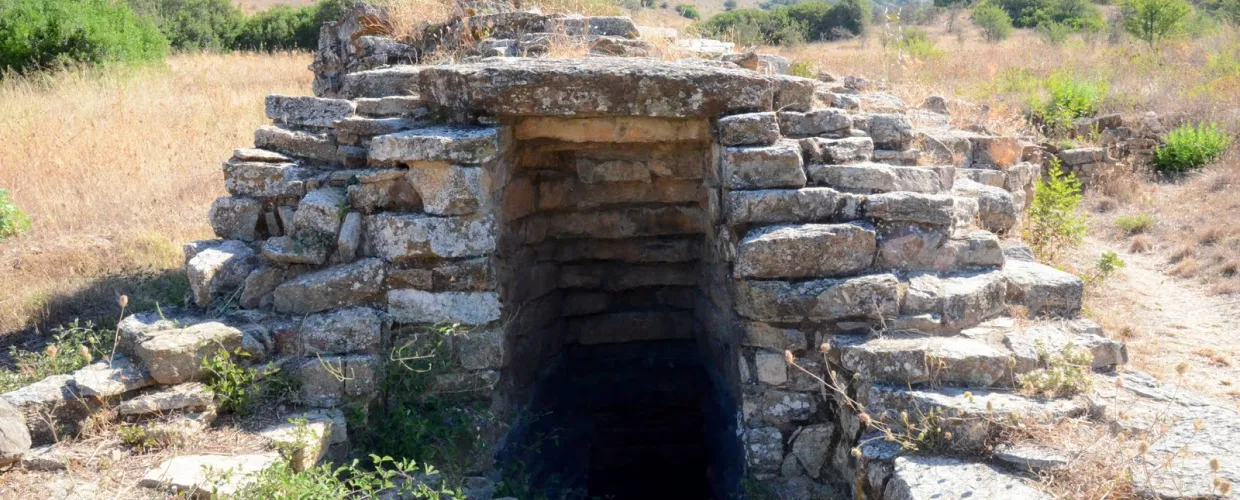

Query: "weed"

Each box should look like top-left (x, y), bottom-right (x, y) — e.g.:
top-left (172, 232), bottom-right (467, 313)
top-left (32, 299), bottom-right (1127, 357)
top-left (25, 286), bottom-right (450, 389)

top-left (788, 60), bottom-right (816, 78)
top-left (1086, 250), bottom-right (1127, 284)
top-left (0, 188), bottom-right (31, 239)
top-left (1018, 341), bottom-right (1094, 398)
top-left (1153, 122), bottom-right (1231, 174)
top-left (118, 424), bottom-right (160, 452)
top-left (1025, 160), bottom-right (1088, 260)
top-left (231, 454), bottom-right (466, 499)
top-left (1031, 72), bottom-right (1109, 135)
top-left (200, 347), bottom-right (272, 415)
top-left (1115, 213), bottom-right (1156, 234)
top-left (0, 320), bottom-right (116, 392)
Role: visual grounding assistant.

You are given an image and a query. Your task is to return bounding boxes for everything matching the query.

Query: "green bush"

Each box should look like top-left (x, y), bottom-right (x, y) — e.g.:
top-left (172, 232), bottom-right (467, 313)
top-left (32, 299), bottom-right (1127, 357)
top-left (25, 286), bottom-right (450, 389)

top-left (234, 455), bottom-right (464, 499)
top-left (124, 0), bottom-right (243, 52)
top-left (1114, 213), bottom-right (1156, 233)
top-left (1036, 20), bottom-right (1073, 44)
top-left (789, 60), bottom-right (817, 77)
top-left (1024, 159), bottom-right (1088, 259)
top-left (702, 0), bottom-right (872, 45)
top-left (988, 0), bottom-right (1106, 30)
top-left (0, 320), bottom-right (114, 393)
top-left (0, 0), bottom-right (168, 74)
top-left (1031, 71), bottom-right (1108, 134)
top-left (1153, 122), bottom-right (1231, 174)
top-left (676, 3), bottom-right (700, 19)
top-left (0, 189), bottom-right (31, 239)
top-left (973, 4), bottom-right (1015, 41)
top-left (894, 27), bottom-right (945, 58)
top-left (1121, 0), bottom-right (1191, 47)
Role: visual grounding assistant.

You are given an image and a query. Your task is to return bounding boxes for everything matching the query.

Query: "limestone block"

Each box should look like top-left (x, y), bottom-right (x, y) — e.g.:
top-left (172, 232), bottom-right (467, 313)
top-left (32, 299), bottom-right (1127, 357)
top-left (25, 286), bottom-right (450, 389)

top-left (208, 197), bottom-right (262, 242)
top-left (262, 235), bottom-right (330, 266)
top-left (335, 212), bottom-right (362, 263)
top-left (884, 456), bottom-right (1051, 500)
top-left (1, 374), bottom-right (91, 443)
top-left (791, 424), bottom-right (833, 479)
top-left (432, 257), bottom-right (494, 291)
top-left (259, 411), bottom-right (338, 472)
top-left (722, 140), bottom-right (806, 190)
top-left (950, 230), bottom-right (1005, 268)
top-left (301, 307), bottom-right (382, 355)
top-left (116, 383), bottom-right (214, 416)
top-left (875, 223), bottom-right (954, 271)
top-left (346, 176), bottom-right (422, 214)
top-left (741, 322), bottom-right (807, 352)
top-left (589, 36), bottom-right (652, 56)
top-left (363, 213), bottom-right (495, 262)
top-left (294, 355), bottom-right (378, 407)
top-left (745, 427), bottom-right (784, 473)
top-left (1004, 321), bottom-right (1127, 370)
top-left (952, 178), bottom-right (1017, 234)
top-left (537, 177), bottom-right (701, 212)
top-left (406, 163), bottom-right (484, 215)
top-left (865, 192), bottom-right (955, 226)
top-left (575, 157), bottom-right (651, 183)
top-left (941, 270), bottom-right (1008, 330)
top-left (134, 322), bottom-right (244, 384)
top-left (734, 273), bottom-right (900, 323)
top-left (810, 163), bottom-right (942, 194)
top-left (735, 223), bottom-right (876, 279)
top-left (223, 161), bottom-right (309, 199)
top-left (387, 290), bottom-right (501, 325)
top-left (777, 109), bottom-right (851, 137)
top-left (801, 136), bottom-right (874, 164)
top-left (355, 96), bottom-right (425, 117)
top-left (232, 148), bottom-right (290, 163)
top-left (333, 117), bottom-right (414, 136)
top-left (1003, 260), bottom-right (1084, 317)
top-left (743, 390), bottom-right (818, 427)
top-left (369, 126), bottom-right (499, 164)
top-left (0, 398), bottom-right (30, 466)
top-left (265, 95), bottom-right (355, 128)
top-left (431, 371), bottom-right (499, 394)
top-left (254, 125), bottom-right (338, 162)
top-left (902, 273), bottom-right (943, 315)
top-left (139, 453), bottom-right (281, 497)
top-left (754, 350), bottom-right (788, 386)
top-left (867, 114), bottom-right (914, 150)
top-left (456, 329), bottom-right (505, 370)
top-left (513, 116), bottom-right (709, 143)
top-left (294, 188), bottom-right (347, 237)
top-left (717, 112), bottom-right (780, 146)
top-left (536, 206), bottom-right (702, 240)
top-left (833, 334), bottom-right (1014, 387)
top-left (69, 355), bottom-right (153, 398)
top-left (340, 66), bottom-right (424, 99)
top-left (273, 258), bottom-right (386, 315)
top-left (771, 75), bottom-right (816, 111)
top-left (725, 188), bottom-right (844, 226)
top-left (186, 240), bottom-right (254, 308)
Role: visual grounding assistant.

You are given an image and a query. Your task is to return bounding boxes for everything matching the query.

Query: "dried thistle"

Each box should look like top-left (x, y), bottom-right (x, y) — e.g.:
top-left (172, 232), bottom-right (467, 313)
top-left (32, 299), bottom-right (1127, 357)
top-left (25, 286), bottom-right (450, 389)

top-left (850, 447), bottom-right (862, 457)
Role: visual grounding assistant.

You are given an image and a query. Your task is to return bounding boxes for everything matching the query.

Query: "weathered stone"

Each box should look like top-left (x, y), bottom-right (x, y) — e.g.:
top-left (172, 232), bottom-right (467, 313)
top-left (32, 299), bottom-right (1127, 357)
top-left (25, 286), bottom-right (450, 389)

top-left (294, 188), bottom-right (347, 237)
top-left (293, 355), bottom-right (379, 406)
top-left (537, 177), bottom-right (701, 212)
top-left (340, 66), bottom-right (423, 99)
top-left (865, 192), bottom-right (955, 225)
top-left (369, 126), bottom-right (499, 164)
top-left (431, 370), bottom-right (499, 394)
top-left (186, 240), bottom-right (255, 308)
top-left (867, 114), bottom-right (914, 150)
top-left (1, 374), bottom-right (90, 443)
top-left (589, 35), bottom-right (651, 56)
top-left (347, 176), bottom-right (422, 214)
top-left (770, 75), bottom-right (816, 111)
top-left (363, 213), bottom-right (495, 262)
top-left (722, 140), bottom-right (806, 190)
top-left (735, 273), bottom-right (900, 323)
top-left (255, 125), bottom-right (338, 162)
top-left (741, 322), bottom-right (807, 351)
top-left (69, 355), bottom-right (153, 398)
top-left (810, 163), bottom-right (942, 193)
top-left (301, 307), bottom-right (383, 355)
top-left (335, 212), bottom-right (362, 263)
top-left (875, 223), bottom-right (954, 270)
top-left (1001, 240), bottom-right (1035, 262)
top-left (745, 427), bottom-right (784, 473)
top-left (717, 112), bottom-right (780, 146)
top-left (533, 206), bottom-right (702, 241)
top-left (755, 350), bottom-right (788, 386)
top-left (952, 178), bottom-right (1017, 234)
top-left (743, 391), bottom-right (818, 427)
top-left (432, 257), bottom-right (494, 291)
top-left (116, 382), bottom-right (214, 416)
top-left (725, 188), bottom-right (843, 226)
top-left (950, 230), bottom-right (1005, 268)
top-left (777, 109), bottom-right (851, 137)
top-left (223, 161), bottom-right (310, 198)
top-left (355, 96), bottom-right (425, 117)
top-left (406, 164), bottom-right (484, 215)
top-left (456, 329), bottom-right (505, 370)
top-left (0, 397), bottom-right (30, 466)
top-left (208, 197), bottom-right (262, 242)
top-left (266, 95), bottom-right (355, 128)
top-left (1004, 320), bottom-right (1127, 369)
top-left (1003, 260), bottom-right (1083, 317)
top-left (994, 444), bottom-right (1070, 473)
top-left (513, 116), bottom-right (709, 143)
top-left (576, 157), bottom-right (650, 183)
top-left (140, 453), bottom-right (281, 498)
top-left (19, 445), bottom-right (68, 471)
top-left (387, 290), bottom-right (501, 325)
top-left (801, 136), bottom-right (874, 164)
top-left (941, 270), bottom-right (1007, 330)
top-left (834, 334), bottom-right (1014, 387)
top-left (262, 235), bottom-right (330, 266)
top-left (259, 411), bottom-right (341, 472)
top-left (334, 116), bottom-right (415, 136)
top-left (789, 424), bottom-right (833, 479)
top-left (134, 322), bottom-right (244, 384)
top-left (1058, 147), bottom-right (1106, 166)
top-left (921, 95), bottom-right (949, 114)
top-left (273, 258), bottom-right (386, 314)
top-left (417, 58), bottom-right (775, 119)
top-left (885, 455), bottom-right (1051, 500)
top-left (735, 223), bottom-right (876, 279)
top-left (233, 148), bottom-right (290, 163)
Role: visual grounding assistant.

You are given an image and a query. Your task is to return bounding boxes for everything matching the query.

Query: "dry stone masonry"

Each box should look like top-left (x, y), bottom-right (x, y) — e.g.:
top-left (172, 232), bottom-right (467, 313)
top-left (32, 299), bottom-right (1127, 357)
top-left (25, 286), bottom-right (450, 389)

top-left (5, 9), bottom-right (1236, 500)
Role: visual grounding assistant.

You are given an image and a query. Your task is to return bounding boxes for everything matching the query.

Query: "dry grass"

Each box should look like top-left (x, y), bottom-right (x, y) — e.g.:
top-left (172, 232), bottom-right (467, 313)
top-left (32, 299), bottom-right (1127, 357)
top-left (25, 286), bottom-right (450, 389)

top-left (1005, 418), bottom-right (1138, 500)
top-left (0, 52), bottom-right (312, 342)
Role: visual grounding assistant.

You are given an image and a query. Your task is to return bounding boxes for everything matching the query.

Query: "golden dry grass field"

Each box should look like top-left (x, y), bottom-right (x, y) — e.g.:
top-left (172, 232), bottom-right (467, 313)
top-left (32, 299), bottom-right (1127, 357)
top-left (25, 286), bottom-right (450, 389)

top-left (0, 52), bottom-right (312, 343)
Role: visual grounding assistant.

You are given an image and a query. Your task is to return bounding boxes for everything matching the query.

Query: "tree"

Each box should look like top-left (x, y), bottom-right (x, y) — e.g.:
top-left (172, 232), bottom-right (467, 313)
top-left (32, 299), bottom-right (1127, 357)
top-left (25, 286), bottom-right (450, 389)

top-left (973, 4), bottom-right (1014, 41)
top-left (724, 0), bottom-right (738, 10)
top-left (676, 3), bottom-right (701, 19)
top-left (1121, 0), bottom-right (1191, 48)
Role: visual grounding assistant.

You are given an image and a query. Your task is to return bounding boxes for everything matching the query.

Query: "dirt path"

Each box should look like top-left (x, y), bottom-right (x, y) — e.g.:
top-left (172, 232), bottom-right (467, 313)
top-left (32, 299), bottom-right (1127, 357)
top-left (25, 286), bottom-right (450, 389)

top-left (1078, 237), bottom-right (1240, 405)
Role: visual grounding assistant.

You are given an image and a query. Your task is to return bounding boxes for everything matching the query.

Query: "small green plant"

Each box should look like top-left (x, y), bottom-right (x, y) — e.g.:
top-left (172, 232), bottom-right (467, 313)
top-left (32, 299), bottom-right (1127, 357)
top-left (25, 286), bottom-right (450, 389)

top-left (1085, 250), bottom-right (1127, 285)
top-left (1018, 341), bottom-right (1094, 398)
top-left (1024, 160), bottom-right (1088, 260)
top-left (200, 347), bottom-right (270, 415)
top-left (675, 3), bottom-right (700, 19)
top-left (1153, 122), bottom-right (1231, 174)
top-left (0, 320), bottom-right (115, 392)
top-left (973, 4), bottom-right (1014, 42)
top-left (1036, 20), bottom-right (1073, 44)
top-left (230, 454), bottom-right (465, 499)
top-left (788, 60), bottom-right (816, 78)
top-left (894, 26), bottom-right (945, 59)
top-left (1031, 72), bottom-right (1109, 135)
top-left (0, 189), bottom-right (31, 239)
top-left (1115, 213), bottom-right (1156, 234)
top-left (118, 424), bottom-right (161, 452)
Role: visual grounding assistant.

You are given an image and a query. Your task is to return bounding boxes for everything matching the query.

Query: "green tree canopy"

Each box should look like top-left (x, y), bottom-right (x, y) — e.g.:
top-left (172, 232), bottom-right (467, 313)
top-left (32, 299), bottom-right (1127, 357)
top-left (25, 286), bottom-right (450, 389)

top-left (1121, 0), bottom-right (1192, 47)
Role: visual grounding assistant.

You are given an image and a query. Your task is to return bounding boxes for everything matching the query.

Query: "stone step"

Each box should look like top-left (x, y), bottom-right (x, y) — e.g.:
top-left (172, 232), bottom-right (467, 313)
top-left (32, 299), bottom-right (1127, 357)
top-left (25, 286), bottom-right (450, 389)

top-left (880, 455), bottom-right (1052, 500)
top-left (861, 384), bottom-right (1089, 450)
top-left (1002, 260), bottom-right (1084, 318)
top-left (831, 333), bottom-right (1021, 387)
top-left (807, 162), bottom-right (947, 193)
top-left (139, 453), bottom-right (282, 497)
top-left (734, 222), bottom-right (876, 279)
top-left (961, 317), bottom-right (1128, 371)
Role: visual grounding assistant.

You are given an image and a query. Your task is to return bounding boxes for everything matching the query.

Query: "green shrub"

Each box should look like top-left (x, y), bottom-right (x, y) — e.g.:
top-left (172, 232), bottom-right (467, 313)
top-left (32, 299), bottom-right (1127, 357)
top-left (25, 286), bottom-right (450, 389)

top-left (0, 0), bottom-right (168, 74)
top-left (1024, 159), bottom-right (1087, 259)
top-left (1115, 213), bottom-right (1156, 233)
top-left (1153, 122), bottom-right (1231, 174)
top-left (201, 347), bottom-right (274, 414)
top-left (1121, 0), bottom-right (1191, 48)
top-left (1031, 71), bottom-right (1108, 134)
top-left (989, 0), bottom-right (1106, 30)
top-left (1036, 20), bottom-right (1073, 44)
top-left (124, 0), bottom-right (243, 52)
top-left (233, 455), bottom-right (465, 499)
top-left (789, 60), bottom-right (816, 77)
top-left (894, 26), bottom-right (945, 58)
top-left (0, 189), bottom-right (31, 239)
top-left (702, 0), bottom-right (872, 45)
top-left (973, 4), bottom-right (1015, 41)
top-left (676, 3), bottom-right (700, 19)
top-left (0, 320), bottom-right (114, 393)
